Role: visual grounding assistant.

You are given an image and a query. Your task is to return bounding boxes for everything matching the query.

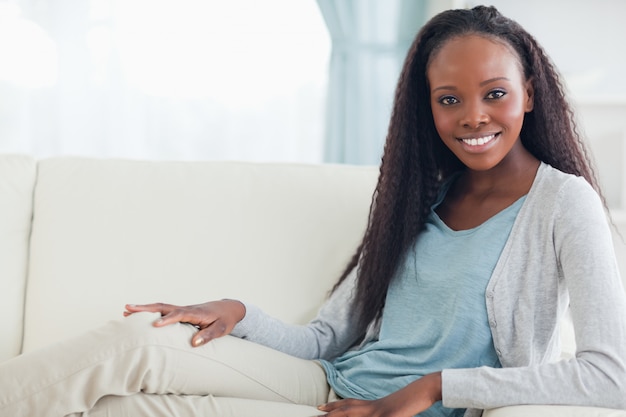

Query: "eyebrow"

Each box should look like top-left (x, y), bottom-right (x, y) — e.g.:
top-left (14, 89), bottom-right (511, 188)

top-left (431, 77), bottom-right (511, 93)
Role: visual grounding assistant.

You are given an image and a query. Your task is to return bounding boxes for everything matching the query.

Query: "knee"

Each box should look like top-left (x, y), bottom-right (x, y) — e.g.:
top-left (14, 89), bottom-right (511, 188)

top-left (107, 312), bottom-right (196, 349)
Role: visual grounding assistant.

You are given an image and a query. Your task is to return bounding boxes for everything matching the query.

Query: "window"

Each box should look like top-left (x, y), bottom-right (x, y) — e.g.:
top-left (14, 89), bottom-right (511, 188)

top-left (0, 0), bottom-right (330, 162)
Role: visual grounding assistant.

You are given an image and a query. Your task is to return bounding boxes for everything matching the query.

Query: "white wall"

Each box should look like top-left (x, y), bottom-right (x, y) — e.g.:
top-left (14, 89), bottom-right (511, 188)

top-left (463, 0), bottom-right (626, 284)
top-left (466, 0), bottom-right (626, 99)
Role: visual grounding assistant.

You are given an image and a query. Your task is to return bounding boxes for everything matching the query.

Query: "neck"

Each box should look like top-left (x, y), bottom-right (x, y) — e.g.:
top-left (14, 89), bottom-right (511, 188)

top-left (461, 142), bottom-right (540, 197)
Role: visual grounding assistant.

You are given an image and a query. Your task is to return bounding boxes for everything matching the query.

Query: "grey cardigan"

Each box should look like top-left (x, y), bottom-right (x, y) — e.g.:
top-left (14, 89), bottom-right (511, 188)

top-left (232, 163), bottom-right (626, 414)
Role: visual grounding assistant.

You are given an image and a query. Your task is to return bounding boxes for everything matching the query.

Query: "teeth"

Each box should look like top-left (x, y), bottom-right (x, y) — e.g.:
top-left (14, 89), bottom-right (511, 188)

top-left (462, 134), bottom-right (496, 146)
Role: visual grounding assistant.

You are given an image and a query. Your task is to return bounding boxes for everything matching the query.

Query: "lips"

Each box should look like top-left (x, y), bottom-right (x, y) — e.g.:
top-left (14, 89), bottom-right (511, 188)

top-left (458, 133), bottom-right (499, 147)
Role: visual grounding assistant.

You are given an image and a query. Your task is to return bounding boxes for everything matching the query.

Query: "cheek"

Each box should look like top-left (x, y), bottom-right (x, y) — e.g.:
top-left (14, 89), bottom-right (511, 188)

top-left (430, 107), bottom-right (455, 138)
top-left (499, 96), bottom-right (528, 125)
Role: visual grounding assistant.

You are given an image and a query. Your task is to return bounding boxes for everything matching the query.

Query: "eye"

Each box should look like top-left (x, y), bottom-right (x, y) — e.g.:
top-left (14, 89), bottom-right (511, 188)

top-left (485, 89), bottom-right (506, 100)
top-left (438, 95), bottom-right (459, 106)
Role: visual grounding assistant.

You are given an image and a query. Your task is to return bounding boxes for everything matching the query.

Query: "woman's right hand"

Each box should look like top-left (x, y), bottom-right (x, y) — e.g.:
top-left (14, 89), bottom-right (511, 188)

top-left (123, 299), bottom-right (246, 347)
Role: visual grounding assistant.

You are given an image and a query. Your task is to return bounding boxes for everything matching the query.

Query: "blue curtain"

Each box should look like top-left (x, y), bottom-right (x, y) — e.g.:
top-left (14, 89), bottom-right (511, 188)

top-left (316, 0), bottom-right (429, 165)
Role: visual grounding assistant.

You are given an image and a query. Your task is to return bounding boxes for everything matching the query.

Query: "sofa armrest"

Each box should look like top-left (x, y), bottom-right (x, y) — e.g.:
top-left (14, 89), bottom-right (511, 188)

top-left (484, 405), bottom-right (626, 417)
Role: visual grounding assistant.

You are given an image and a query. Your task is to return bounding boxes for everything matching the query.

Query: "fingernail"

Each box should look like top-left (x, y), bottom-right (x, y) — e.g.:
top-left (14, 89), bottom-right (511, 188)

top-left (193, 337), bottom-right (204, 347)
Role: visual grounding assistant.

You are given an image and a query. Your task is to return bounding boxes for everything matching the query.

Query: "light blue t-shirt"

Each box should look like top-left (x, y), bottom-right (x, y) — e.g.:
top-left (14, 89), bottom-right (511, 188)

top-left (320, 184), bottom-right (526, 417)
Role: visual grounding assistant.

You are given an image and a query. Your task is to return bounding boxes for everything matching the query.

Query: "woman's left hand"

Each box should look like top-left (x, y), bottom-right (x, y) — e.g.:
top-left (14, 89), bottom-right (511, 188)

top-left (317, 397), bottom-right (409, 417)
top-left (317, 372), bottom-right (442, 417)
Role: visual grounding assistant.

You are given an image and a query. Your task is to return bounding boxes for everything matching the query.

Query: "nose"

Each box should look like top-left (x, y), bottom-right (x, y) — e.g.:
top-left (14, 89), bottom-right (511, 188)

top-left (461, 101), bottom-right (489, 129)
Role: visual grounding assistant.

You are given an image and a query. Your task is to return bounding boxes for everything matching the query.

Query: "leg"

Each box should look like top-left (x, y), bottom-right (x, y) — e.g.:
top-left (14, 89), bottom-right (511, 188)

top-left (0, 312), bottom-right (329, 417)
top-left (82, 393), bottom-right (327, 417)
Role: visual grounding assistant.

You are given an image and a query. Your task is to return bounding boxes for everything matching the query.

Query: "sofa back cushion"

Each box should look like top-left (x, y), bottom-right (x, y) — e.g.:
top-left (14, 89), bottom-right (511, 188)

top-left (22, 158), bottom-right (378, 352)
top-left (0, 155), bottom-right (36, 362)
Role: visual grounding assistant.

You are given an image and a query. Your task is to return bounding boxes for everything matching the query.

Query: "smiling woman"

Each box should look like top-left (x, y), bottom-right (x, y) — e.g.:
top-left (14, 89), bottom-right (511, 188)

top-left (0, 0), bottom-right (330, 162)
top-left (0, 6), bottom-right (625, 417)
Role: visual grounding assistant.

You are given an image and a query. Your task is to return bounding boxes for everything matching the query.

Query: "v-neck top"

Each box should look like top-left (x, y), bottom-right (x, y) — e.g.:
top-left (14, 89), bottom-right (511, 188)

top-left (319, 177), bottom-right (526, 417)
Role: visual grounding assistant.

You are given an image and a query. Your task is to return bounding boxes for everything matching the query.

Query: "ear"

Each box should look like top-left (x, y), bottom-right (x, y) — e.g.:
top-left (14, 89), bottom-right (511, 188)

top-left (524, 78), bottom-right (535, 112)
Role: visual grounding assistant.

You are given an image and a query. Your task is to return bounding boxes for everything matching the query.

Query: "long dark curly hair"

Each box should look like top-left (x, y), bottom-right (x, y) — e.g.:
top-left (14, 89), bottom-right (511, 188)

top-left (334, 5), bottom-right (603, 333)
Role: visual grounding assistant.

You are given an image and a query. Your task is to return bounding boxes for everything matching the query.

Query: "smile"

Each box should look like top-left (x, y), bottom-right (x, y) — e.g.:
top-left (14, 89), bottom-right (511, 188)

top-left (459, 133), bottom-right (499, 146)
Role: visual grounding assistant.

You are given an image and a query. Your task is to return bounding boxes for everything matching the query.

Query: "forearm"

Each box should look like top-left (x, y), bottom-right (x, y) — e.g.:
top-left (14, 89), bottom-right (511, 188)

top-left (231, 270), bottom-right (365, 360)
top-left (230, 303), bottom-right (328, 358)
top-left (392, 372), bottom-right (443, 415)
top-left (317, 372), bottom-right (443, 417)
top-left (442, 358), bottom-right (626, 410)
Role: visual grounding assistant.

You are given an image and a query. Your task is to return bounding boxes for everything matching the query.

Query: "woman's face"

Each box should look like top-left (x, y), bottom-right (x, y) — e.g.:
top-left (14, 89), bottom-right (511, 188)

top-left (427, 34), bottom-right (534, 172)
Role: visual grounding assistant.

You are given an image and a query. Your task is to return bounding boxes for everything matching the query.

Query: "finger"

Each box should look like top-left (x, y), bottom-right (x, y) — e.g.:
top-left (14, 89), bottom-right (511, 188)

top-left (318, 399), bottom-right (369, 415)
top-left (125, 303), bottom-right (177, 315)
top-left (191, 319), bottom-right (229, 347)
top-left (124, 303), bottom-right (180, 325)
top-left (153, 308), bottom-right (194, 327)
top-left (317, 400), bottom-right (348, 412)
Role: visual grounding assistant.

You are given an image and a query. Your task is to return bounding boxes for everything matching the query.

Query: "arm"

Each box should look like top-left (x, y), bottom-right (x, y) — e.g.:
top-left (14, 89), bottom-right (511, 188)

top-left (443, 177), bottom-right (626, 410)
top-left (230, 268), bottom-right (365, 360)
top-left (317, 372), bottom-right (442, 417)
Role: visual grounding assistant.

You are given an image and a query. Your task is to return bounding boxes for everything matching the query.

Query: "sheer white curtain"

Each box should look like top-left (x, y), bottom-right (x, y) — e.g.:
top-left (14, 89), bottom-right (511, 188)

top-left (0, 0), bottom-right (330, 163)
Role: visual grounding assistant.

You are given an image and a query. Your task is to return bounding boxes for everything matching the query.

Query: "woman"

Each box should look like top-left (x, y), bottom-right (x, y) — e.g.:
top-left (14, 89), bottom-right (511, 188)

top-left (1, 5), bottom-right (625, 417)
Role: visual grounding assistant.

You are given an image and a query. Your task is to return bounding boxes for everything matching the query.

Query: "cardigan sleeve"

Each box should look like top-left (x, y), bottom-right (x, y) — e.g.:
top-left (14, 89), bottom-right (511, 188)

top-left (442, 174), bottom-right (626, 410)
top-left (230, 268), bottom-right (364, 361)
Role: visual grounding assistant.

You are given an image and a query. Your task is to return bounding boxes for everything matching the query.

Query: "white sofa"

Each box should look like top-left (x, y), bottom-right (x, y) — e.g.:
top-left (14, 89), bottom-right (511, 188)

top-left (1, 154), bottom-right (625, 416)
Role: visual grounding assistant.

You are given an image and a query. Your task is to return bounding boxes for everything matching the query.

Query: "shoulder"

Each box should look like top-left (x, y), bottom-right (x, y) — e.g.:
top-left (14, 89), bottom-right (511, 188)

top-left (530, 164), bottom-right (612, 249)
top-left (514, 163), bottom-right (608, 241)
top-left (533, 163), bottom-right (593, 194)
top-left (530, 163), bottom-right (601, 213)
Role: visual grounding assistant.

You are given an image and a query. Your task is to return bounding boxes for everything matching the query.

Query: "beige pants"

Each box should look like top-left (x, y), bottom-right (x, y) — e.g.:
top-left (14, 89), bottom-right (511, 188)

top-left (0, 312), bottom-right (335, 417)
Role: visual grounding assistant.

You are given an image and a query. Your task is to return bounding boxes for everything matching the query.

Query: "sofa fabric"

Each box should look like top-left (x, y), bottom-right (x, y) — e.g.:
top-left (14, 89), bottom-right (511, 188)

top-left (22, 157), bottom-right (377, 352)
top-left (0, 155), bottom-right (36, 361)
